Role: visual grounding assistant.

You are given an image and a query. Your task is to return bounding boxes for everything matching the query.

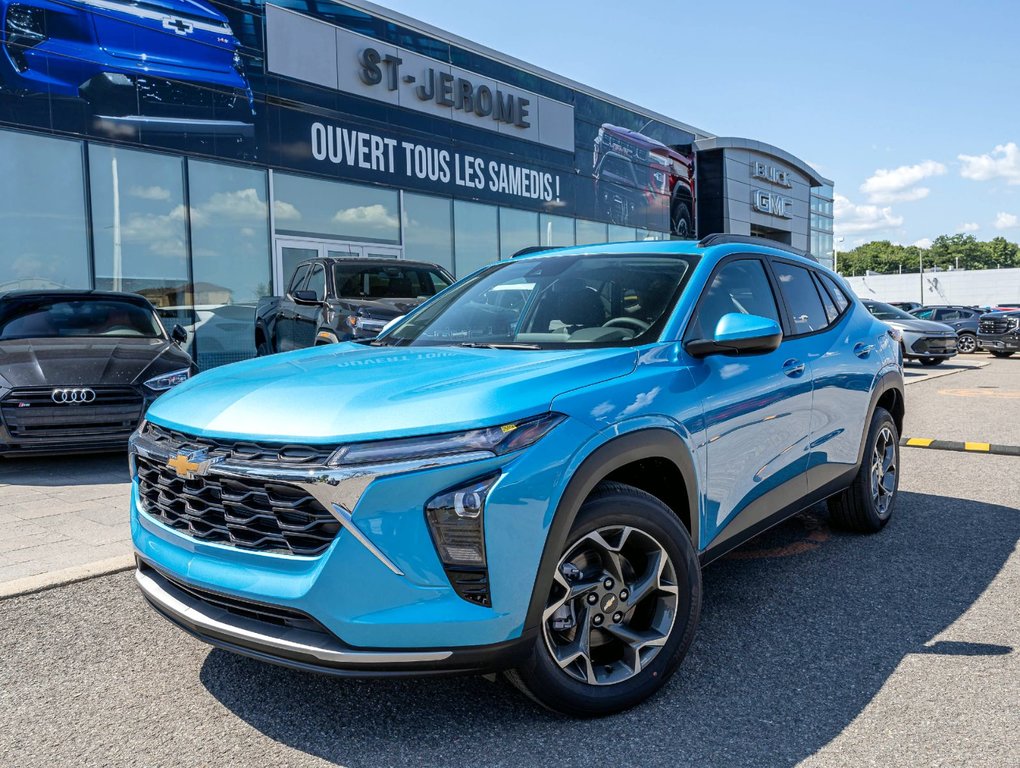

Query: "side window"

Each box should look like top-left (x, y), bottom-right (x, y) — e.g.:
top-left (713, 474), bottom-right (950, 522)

top-left (939, 309), bottom-right (962, 321)
top-left (772, 261), bottom-right (828, 335)
top-left (811, 272), bottom-right (839, 323)
top-left (915, 308), bottom-right (936, 320)
top-left (819, 273), bottom-right (850, 314)
top-left (289, 264), bottom-right (310, 295)
top-left (688, 259), bottom-right (781, 340)
top-left (307, 264), bottom-right (326, 302)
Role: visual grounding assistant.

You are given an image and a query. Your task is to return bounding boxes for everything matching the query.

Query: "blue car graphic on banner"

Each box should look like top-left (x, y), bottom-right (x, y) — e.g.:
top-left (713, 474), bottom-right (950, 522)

top-left (0, 0), bottom-right (254, 142)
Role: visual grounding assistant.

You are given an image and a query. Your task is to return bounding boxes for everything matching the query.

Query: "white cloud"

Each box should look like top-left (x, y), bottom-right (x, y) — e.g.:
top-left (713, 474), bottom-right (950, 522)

top-left (957, 222), bottom-right (979, 233)
top-left (959, 142), bottom-right (1020, 184)
top-left (833, 194), bottom-right (904, 236)
top-left (859, 160), bottom-right (946, 203)
top-left (128, 185), bottom-right (171, 201)
top-left (912, 238), bottom-right (933, 248)
top-left (994, 212), bottom-right (1019, 230)
top-left (272, 200), bottom-right (301, 222)
top-left (332, 204), bottom-right (399, 231)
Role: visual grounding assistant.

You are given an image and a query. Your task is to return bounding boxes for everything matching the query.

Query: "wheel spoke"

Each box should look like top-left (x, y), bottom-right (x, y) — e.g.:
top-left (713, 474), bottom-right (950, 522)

top-left (627, 547), bottom-right (677, 605)
top-left (603, 621), bottom-right (669, 658)
top-left (542, 569), bottom-right (600, 622)
top-left (550, 602), bottom-right (596, 683)
top-left (582, 528), bottom-right (631, 582)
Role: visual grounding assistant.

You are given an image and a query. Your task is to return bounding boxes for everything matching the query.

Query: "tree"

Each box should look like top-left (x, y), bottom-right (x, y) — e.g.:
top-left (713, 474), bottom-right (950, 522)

top-left (836, 234), bottom-right (1020, 275)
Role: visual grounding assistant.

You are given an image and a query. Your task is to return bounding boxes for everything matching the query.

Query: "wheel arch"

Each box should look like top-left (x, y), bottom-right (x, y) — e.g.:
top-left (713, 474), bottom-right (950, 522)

top-left (858, 367), bottom-right (905, 466)
top-left (523, 428), bottom-right (699, 633)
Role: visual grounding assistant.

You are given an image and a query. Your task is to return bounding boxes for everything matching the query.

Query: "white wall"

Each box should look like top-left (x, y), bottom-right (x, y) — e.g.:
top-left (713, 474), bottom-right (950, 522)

top-left (843, 268), bottom-right (1020, 306)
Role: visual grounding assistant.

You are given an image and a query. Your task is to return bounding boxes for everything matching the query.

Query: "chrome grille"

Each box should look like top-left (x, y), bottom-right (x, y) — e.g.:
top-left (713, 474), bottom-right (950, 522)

top-left (980, 316), bottom-right (1015, 334)
top-left (143, 421), bottom-right (339, 465)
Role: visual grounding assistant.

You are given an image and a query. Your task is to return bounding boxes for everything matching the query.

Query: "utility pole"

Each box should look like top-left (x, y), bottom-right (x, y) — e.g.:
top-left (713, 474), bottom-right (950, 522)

top-left (919, 250), bottom-right (924, 305)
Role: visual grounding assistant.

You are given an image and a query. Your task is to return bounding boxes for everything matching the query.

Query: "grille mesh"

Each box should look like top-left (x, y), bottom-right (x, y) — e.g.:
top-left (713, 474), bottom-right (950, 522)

top-left (1, 387), bottom-right (143, 442)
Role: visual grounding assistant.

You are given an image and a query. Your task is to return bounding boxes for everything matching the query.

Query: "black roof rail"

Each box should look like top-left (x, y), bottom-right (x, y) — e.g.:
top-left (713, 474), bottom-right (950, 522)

top-left (511, 245), bottom-right (553, 258)
top-left (697, 233), bottom-right (819, 263)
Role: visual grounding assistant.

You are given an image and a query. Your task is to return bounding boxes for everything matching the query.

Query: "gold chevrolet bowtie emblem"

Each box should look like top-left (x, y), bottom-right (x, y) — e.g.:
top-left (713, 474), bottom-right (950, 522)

top-left (166, 451), bottom-right (219, 480)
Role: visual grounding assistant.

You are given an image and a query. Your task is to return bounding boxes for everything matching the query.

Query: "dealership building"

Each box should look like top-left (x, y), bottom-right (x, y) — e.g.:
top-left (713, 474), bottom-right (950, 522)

top-left (0, 0), bottom-right (833, 368)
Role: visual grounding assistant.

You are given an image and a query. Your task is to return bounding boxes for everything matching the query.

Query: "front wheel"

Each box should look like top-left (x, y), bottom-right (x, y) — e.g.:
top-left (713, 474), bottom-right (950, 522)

top-left (957, 333), bottom-right (977, 354)
top-left (828, 407), bottom-right (899, 533)
top-left (506, 482), bottom-right (701, 717)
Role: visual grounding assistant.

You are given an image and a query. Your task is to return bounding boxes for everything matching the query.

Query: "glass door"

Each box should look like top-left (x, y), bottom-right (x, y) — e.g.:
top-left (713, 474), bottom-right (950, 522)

top-left (273, 239), bottom-right (402, 295)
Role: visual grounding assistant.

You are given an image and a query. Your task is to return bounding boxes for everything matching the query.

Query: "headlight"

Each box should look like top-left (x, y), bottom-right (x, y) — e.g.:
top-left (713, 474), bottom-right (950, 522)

top-left (232, 50), bottom-right (243, 73)
top-left (144, 368), bottom-right (191, 392)
top-left (329, 412), bottom-right (564, 466)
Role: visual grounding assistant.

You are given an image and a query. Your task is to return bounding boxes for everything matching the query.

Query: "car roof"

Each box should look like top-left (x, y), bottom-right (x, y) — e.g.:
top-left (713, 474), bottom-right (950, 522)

top-left (0, 289), bottom-right (154, 306)
top-left (510, 235), bottom-right (825, 271)
top-left (319, 258), bottom-right (448, 271)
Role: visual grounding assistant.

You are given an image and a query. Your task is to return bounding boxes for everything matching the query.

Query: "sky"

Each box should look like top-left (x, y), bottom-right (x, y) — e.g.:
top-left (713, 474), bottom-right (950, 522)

top-left (373, 0), bottom-right (1020, 250)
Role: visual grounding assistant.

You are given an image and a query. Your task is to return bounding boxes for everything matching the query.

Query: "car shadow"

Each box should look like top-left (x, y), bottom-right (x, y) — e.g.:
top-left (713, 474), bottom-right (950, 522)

top-left (0, 453), bottom-right (130, 487)
top-left (199, 491), bottom-right (1018, 767)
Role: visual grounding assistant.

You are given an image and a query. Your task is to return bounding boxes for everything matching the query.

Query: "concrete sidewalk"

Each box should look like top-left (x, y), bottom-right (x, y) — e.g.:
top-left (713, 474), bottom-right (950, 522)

top-left (0, 454), bottom-right (133, 596)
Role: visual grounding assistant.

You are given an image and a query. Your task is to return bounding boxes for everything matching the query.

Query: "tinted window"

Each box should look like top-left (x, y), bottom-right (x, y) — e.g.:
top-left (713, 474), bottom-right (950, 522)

top-left (772, 262), bottom-right (828, 334)
top-left (689, 259), bottom-right (780, 340)
top-left (914, 309), bottom-right (936, 320)
top-left (307, 264), bottom-right (326, 302)
top-left (289, 264), bottom-right (310, 294)
top-left (0, 298), bottom-right (163, 340)
top-left (819, 273), bottom-right (850, 313)
top-left (811, 272), bottom-right (839, 323)
top-left (938, 309), bottom-right (965, 321)
top-left (334, 265), bottom-right (451, 299)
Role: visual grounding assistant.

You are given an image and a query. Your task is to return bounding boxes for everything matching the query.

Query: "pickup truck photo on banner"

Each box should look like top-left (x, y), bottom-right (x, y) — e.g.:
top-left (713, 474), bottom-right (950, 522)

top-left (0, 0), bottom-right (698, 236)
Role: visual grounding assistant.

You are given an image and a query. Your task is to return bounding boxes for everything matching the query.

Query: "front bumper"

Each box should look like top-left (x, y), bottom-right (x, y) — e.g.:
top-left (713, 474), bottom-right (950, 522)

top-left (136, 560), bottom-right (534, 677)
top-left (130, 417), bottom-right (591, 662)
top-left (977, 334), bottom-right (1020, 352)
top-left (902, 331), bottom-right (957, 359)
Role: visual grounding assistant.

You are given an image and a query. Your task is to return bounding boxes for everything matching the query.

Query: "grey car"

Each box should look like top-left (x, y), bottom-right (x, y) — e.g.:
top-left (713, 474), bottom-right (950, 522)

top-left (863, 300), bottom-right (958, 366)
top-left (909, 306), bottom-right (981, 354)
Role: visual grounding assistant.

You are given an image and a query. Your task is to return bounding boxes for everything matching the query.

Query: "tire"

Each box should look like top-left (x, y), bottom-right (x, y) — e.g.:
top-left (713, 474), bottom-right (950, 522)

top-left (255, 337), bottom-right (272, 357)
top-left (827, 407), bottom-right (899, 533)
top-left (670, 199), bottom-right (693, 239)
top-left (919, 357), bottom-right (942, 366)
top-left (990, 350), bottom-right (1015, 358)
top-left (956, 333), bottom-right (977, 354)
top-left (506, 481), bottom-right (701, 717)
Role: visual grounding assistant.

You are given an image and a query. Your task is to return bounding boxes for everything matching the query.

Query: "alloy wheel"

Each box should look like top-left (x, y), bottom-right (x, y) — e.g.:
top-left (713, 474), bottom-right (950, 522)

top-left (542, 525), bottom-right (679, 686)
top-left (957, 334), bottom-right (977, 354)
top-left (870, 425), bottom-right (897, 518)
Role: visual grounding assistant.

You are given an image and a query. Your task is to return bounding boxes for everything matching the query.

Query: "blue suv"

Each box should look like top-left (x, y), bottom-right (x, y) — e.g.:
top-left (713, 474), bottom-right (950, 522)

top-left (130, 236), bottom-right (905, 716)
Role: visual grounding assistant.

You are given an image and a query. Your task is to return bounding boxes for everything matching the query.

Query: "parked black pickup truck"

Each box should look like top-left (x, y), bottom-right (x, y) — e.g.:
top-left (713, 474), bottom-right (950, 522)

top-left (977, 310), bottom-right (1020, 358)
top-left (254, 258), bottom-right (453, 354)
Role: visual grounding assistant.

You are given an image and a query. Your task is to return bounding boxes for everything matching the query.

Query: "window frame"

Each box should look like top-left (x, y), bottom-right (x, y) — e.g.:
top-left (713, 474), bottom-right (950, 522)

top-left (768, 257), bottom-right (852, 339)
top-left (682, 253), bottom-right (786, 344)
top-left (288, 262), bottom-right (311, 296)
top-left (306, 263), bottom-right (327, 302)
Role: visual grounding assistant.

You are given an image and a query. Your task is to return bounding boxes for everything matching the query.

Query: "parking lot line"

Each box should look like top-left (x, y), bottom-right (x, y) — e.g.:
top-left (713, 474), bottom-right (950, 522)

top-left (900, 438), bottom-right (1020, 457)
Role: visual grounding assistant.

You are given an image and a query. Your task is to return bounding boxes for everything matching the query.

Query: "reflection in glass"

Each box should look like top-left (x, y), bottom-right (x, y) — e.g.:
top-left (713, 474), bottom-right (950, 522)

top-left (403, 193), bottom-right (453, 271)
top-left (0, 129), bottom-right (89, 291)
top-left (89, 145), bottom-right (189, 313)
top-left (540, 214), bottom-right (575, 248)
top-left (576, 219), bottom-right (608, 246)
top-left (499, 208), bottom-right (538, 260)
top-left (281, 247), bottom-right (318, 293)
top-left (454, 201), bottom-right (499, 277)
top-left (273, 172), bottom-right (399, 243)
top-left (188, 160), bottom-right (271, 369)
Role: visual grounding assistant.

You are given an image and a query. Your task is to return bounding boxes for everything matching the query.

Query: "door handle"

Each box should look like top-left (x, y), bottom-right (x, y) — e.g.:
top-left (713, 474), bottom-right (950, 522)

top-left (854, 342), bottom-right (875, 358)
top-left (782, 358), bottom-right (806, 377)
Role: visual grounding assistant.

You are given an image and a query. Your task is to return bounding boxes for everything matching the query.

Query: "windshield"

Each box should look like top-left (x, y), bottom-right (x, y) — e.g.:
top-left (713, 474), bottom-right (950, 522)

top-left (380, 253), bottom-right (696, 348)
top-left (334, 265), bottom-right (451, 300)
top-left (865, 301), bottom-right (916, 321)
top-left (0, 298), bottom-right (165, 340)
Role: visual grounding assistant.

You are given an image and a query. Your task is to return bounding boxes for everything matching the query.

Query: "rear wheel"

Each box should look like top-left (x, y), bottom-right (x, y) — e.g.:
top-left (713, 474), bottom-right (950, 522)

top-left (507, 482), bottom-right (700, 717)
top-left (828, 407), bottom-right (899, 533)
top-left (990, 350), bottom-right (1015, 358)
top-left (956, 333), bottom-right (977, 354)
top-left (670, 199), bottom-right (693, 239)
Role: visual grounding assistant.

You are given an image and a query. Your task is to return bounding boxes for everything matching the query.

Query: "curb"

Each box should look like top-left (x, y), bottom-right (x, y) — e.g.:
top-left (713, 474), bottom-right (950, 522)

top-left (0, 554), bottom-right (135, 600)
top-left (901, 437), bottom-right (1020, 457)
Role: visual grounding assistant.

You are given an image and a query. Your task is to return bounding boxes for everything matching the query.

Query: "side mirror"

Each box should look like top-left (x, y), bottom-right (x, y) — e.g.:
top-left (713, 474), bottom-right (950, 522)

top-left (685, 313), bottom-right (782, 357)
top-left (170, 324), bottom-right (189, 345)
top-left (292, 289), bottom-right (320, 305)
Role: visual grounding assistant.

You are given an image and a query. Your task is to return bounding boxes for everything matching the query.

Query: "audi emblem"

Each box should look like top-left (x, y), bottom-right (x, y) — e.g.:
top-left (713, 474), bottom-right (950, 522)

top-left (51, 388), bottom-right (97, 404)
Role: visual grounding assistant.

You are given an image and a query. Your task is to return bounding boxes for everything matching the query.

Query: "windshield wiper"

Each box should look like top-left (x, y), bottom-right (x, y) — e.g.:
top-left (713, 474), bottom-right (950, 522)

top-left (456, 342), bottom-right (542, 350)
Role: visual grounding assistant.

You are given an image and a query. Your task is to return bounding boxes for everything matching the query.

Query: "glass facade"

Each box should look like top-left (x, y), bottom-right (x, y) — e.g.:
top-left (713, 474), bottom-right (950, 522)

top-left (499, 208), bottom-right (539, 261)
top-left (454, 201), bottom-right (499, 276)
top-left (273, 173), bottom-right (400, 244)
top-left (810, 183), bottom-right (835, 269)
top-left (403, 193), bottom-right (453, 272)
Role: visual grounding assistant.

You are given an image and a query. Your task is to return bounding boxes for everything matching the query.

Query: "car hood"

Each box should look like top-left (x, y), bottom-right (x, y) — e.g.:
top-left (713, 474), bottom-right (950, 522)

top-left (341, 298), bottom-right (425, 319)
top-left (0, 338), bottom-right (192, 389)
top-left (882, 317), bottom-right (956, 334)
top-left (147, 343), bottom-right (638, 442)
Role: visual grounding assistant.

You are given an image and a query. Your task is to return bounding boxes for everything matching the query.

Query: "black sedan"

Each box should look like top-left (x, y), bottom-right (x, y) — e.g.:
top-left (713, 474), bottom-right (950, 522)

top-left (0, 291), bottom-right (196, 455)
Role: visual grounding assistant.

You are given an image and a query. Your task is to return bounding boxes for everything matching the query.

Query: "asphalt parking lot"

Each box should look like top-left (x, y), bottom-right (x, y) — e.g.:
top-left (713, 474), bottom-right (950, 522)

top-left (0, 356), bottom-right (1017, 767)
